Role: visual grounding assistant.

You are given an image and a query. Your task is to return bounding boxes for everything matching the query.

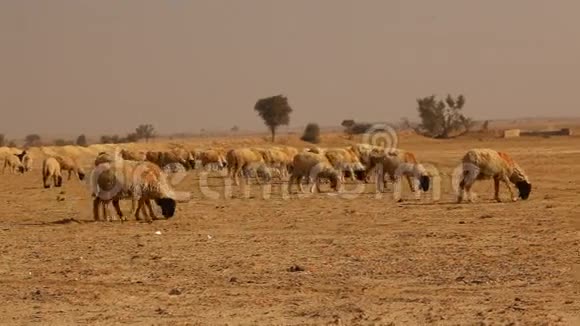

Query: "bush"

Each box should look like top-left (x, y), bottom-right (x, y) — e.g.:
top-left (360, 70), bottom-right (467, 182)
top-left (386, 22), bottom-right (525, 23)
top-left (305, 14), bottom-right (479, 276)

top-left (301, 123), bottom-right (321, 144)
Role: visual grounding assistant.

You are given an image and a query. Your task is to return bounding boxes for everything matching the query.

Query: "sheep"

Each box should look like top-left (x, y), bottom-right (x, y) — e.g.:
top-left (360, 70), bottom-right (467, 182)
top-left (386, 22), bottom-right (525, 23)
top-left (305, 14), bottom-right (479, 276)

top-left (146, 150), bottom-right (193, 170)
top-left (2, 154), bottom-right (25, 174)
top-left (457, 148), bottom-right (532, 203)
top-left (53, 155), bottom-right (86, 181)
top-left (42, 157), bottom-right (63, 188)
top-left (288, 152), bottom-right (341, 193)
top-left (226, 148), bottom-right (267, 185)
top-left (120, 149), bottom-right (146, 161)
top-left (264, 147), bottom-right (294, 178)
top-left (322, 147), bottom-right (366, 182)
top-left (22, 154), bottom-right (33, 172)
top-left (197, 149), bottom-right (227, 170)
top-left (368, 149), bottom-right (430, 198)
top-left (94, 151), bottom-right (115, 166)
top-left (92, 160), bottom-right (178, 222)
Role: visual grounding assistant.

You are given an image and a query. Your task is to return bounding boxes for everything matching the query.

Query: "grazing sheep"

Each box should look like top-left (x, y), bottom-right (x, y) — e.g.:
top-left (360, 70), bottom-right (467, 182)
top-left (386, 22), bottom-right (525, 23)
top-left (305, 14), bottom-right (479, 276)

top-left (288, 152), bottom-right (341, 193)
top-left (368, 149), bottom-right (430, 197)
top-left (226, 148), bottom-right (267, 185)
top-left (53, 155), bottom-right (86, 181)
top-left (458, 148), bottom-right (531, 203)
top-left (94, 151), bottom-right (115, 166)
top-left (2, 154), bottom-right (25, 174)
top-left (323, 147), bottom-right (365, 182)
top-left (42, 157), bottom-right (63, 188)
top-left (120, 149), bottom-right (146, 161)
top-left (146, 150), bottom-right (193, 170)
top-left (264, 147), bottom-right (293, 178)
top-left (198, 149), bottom-right (227, 170)
top-left (92, 160), bottom-right (178, 222)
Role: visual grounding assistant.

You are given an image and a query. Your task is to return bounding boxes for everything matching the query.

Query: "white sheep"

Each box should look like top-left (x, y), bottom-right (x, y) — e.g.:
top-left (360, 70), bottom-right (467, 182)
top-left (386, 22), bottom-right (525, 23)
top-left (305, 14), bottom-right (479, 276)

top-left (288, 152), bottom-right (341, 193)
top-left (2, 154), bottom-right (24, 174)
top-left (458, 148), bottom-right (531, 203)
top-left (42, 157), bottom-right (63, 188)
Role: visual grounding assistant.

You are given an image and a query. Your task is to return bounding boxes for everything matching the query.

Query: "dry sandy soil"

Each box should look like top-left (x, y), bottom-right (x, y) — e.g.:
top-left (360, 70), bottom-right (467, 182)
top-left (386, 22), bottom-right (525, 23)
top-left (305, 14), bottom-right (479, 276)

top-left (0, 134), bottom-right (579, 325)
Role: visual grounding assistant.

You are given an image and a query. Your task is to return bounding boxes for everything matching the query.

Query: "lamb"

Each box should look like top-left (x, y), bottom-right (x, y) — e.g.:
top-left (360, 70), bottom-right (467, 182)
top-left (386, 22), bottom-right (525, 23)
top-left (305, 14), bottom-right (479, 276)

top-left (53, 155), bottom-right (86, 181)
top-left (457, 148), bottom-right (532, 203)
top-left (226, 148), bottom-right (268, 185)
top-left (42, 157), bottom-right (63, 188)
top-left (2, 154), bottom-right (25, 174)
top-left (368, 149), bottom-right (430, 197)
top-left (288, 152), bottom-right (341, 193)
top-left (92, 160), bottom-right (178, 222)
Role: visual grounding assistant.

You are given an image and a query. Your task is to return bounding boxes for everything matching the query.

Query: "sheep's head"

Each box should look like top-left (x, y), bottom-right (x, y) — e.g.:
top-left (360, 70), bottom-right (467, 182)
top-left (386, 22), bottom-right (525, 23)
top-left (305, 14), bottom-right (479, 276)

top-left (17, 165), bottom-right (25, 174)
top-left (327, 170), bottom-right (341, 191)
top-left (516, 181), bottom-right (532, 200)
top-left (56, 175), bottom-right (63, 187)
top-left (78, 169), bottom-right (86, 181)
top-left (419, 175), bottom-right (430, 192)
top-left (155, 198), bottom-right (176, 218)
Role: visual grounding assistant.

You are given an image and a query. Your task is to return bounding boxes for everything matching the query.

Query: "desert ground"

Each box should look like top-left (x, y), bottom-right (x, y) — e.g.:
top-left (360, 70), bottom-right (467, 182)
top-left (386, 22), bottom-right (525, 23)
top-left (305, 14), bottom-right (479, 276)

top-left (0, 132), bottom-right (579, 325)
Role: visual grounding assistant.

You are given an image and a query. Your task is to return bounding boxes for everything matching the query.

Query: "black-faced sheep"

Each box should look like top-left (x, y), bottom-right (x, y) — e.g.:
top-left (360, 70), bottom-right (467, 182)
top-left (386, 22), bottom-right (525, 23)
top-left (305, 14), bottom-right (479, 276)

top-left (458, 148), bottom-right (531, 203)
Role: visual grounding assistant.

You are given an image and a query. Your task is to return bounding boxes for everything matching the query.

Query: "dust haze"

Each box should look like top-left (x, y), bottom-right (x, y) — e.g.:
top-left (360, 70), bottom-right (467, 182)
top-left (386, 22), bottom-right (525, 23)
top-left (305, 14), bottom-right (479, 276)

top-left (1, 0), bottom-right (579, 138)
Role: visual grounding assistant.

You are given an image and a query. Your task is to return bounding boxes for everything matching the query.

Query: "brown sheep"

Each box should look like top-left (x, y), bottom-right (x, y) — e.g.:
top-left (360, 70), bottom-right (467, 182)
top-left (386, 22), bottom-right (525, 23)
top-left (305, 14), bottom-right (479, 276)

top-left (458, 148), bottom-right (531, 203)
top-left (42, 157), bottom-right (63, 188)
top-left (226, 148), bottom-right (267, 185)
top-left (53, 155), bottom-right (86, 181)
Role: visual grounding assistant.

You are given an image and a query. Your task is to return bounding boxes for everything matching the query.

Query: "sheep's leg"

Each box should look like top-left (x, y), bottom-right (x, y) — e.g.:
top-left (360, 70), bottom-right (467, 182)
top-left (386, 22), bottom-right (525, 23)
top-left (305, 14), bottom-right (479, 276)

top-left (112, 200), bottom-right (125, 222)
top-left (349, 168), bottom-right (356, 182)
top-left (138, 198), bottom-right (152, 223)
top-left (93, 198), bottom-right (101, 221)
top-left (297, 176), bottom-right (305, 193)
top-left (501, 177), bottom-right (517, 202)
top-left (309, 177), bottom-right (318, 193)
top-left (145, 200), bottom-right (158, 220)
top-left (287, 175), bottom-right (294, 193)
top-left (406, 175), bottom-right (416, 192)
top-left (233, 165), bottom-right (241, 186)
top-left (43, 173), bottom-right (49, 188)
top-left (68, 170), bottom-right (72, 180)
top-left (493, 177), bottom-right (502, 202)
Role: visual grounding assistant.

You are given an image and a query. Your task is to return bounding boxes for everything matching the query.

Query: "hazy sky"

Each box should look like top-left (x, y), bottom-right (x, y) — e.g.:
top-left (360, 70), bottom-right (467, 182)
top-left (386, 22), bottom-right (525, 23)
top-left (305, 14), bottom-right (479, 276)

top-left (1, 0), bottom-right (579, 138)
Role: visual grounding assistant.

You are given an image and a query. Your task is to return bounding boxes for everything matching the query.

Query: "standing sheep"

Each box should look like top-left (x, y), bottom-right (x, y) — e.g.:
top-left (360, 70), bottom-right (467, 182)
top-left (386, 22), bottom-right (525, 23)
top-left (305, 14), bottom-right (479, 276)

top-left (458, 148), bottom-right (532, 203)
top-left (226, 148), bottom-right (267, 185)
top-left (42, 157), bottom-right (63, 188)
top-left (22, 154), bottom-right (33, 172)
top-left (288, 152), bottom-right (341, 193)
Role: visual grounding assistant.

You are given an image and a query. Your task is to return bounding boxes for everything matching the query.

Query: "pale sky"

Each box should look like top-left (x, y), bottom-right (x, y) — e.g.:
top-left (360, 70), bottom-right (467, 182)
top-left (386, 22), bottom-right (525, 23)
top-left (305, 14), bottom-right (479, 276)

top-left (1, 0), bottom-right (579, 138)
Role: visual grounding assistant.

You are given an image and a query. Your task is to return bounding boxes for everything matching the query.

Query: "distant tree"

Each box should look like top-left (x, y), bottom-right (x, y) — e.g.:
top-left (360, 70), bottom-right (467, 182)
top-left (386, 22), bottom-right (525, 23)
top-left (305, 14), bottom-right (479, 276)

top-left (110, 135), bottom-right (120, 144)
top-left (135, 124), bottom-right (155, 142)
top-left (417, 94), bottom-right (469, 138)
top-left (301, 123), bottom-right (321, 144)
top-left (24, 134), bottom-right (41, 146)
top-left (100, 135), bottom-right (112, 144)
top-left (0, 134), bottom-right (5, 147)
top-left (231, 125), bottom-right (239, 132)
top-left (76, 134), bottom-right (88, 147)
top-left (125, 133), bottom-right (139, 143)
top-left (254, 95), bottom-right (292, 142)
top-left (7, 140), bottom-right (16, 147)
top-left (481, 120), bottom-right (490, 132)
top-left (341, 120), bottom-right (355, 128)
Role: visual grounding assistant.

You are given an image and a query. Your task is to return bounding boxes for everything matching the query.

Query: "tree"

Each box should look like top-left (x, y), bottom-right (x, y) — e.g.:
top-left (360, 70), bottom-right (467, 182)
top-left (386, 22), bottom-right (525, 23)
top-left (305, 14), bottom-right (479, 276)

top-left (416, 94), bottom-right (469, 138)
top-left (0, 134), bottom-right (4, 147)
top-left (7, 140), bottom-right (16, 147)
top-left (76, 134), bottom-right (88, 146)
top-left (230, 125), bottom-right (239, 132)
top-left (125, 133), bottom-right (139, 143)
top-left (254, 95), bottom-right (292, 142)
top-left (301, 123), bottom-right (321, 144)
top-left (24, 134), bottom-right (41, 146)
top-left (54, 139), bottom-right (71, 146)
top-left (100, 135), bottom-right (112, 144)
top-left (135, 124), bottom-right (155, 142)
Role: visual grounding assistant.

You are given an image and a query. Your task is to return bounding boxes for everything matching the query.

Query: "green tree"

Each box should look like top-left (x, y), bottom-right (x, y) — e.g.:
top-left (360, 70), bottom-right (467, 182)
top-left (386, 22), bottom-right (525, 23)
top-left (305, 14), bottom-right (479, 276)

top-left (254, 95), bottom-right (292, 142)
top-left (417, 94), bottom-right (469, 138)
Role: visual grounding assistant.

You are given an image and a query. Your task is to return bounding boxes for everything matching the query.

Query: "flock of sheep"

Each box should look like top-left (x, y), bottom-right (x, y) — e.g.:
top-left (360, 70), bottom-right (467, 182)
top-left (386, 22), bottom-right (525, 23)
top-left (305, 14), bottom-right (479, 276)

top-left (1, 144), bottom-right (532, 223)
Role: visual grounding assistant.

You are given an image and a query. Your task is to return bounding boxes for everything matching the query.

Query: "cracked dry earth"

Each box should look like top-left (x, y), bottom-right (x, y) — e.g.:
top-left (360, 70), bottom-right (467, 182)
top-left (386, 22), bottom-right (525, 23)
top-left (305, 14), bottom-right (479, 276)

top-left (0, 136), bottom-right (579, 325)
